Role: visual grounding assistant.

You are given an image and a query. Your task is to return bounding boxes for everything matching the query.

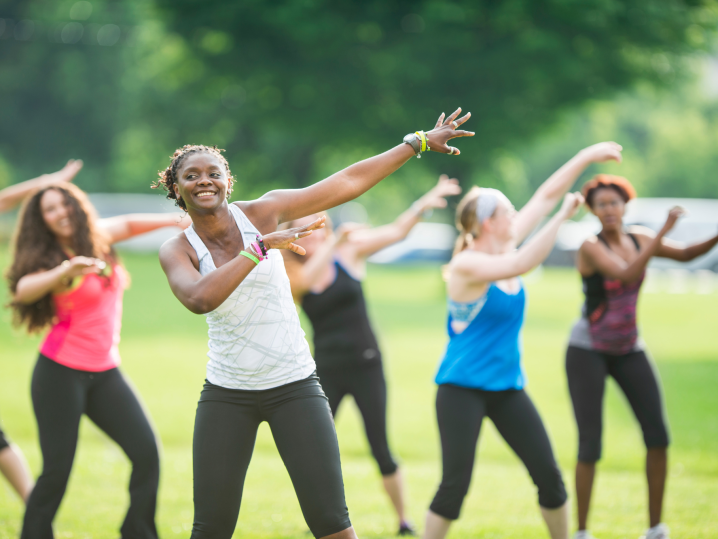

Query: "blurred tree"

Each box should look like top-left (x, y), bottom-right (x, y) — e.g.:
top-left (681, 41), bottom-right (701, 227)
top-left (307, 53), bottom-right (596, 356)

top-left (0, 0), bottom-right (716, 215)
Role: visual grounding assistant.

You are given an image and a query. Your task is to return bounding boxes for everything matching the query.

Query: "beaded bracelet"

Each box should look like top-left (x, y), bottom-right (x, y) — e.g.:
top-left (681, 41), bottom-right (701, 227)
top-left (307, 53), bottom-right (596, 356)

top-left (256, 235), bottom-right (268, 257)
top-left (250, 241), bottom-right (265, 261)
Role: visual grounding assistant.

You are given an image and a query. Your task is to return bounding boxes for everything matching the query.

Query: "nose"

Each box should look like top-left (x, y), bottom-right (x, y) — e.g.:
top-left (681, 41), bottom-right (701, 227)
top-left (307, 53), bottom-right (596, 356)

top-left (197, 174), bottom-right (213, 185)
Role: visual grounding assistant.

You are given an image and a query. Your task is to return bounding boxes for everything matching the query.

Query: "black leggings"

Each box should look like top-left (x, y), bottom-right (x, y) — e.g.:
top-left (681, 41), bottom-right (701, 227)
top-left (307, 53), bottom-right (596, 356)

top-left (23, 355), bottom-right (160, 539)
top-left (317, 361), bottom-right (398, 476)
top-left (191, 373), bottom-right (351, 539)
top-left (430, 384), bottom-right (567, 520)
top-left (566, 346), bottom-right (669, 463)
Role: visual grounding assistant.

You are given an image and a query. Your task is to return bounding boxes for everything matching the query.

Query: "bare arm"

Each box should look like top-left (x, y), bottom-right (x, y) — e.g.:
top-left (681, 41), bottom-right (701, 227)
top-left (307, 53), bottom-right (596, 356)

top-left (255, 110), bottom-right (473, 225)
top-left (580, 209), bottom-right (684, 282)
top-left (14, 256), bottom-right (105, 304)
top-left (453, 193), bottom-right (583, 284)
top-left (655, 229), bottom-right (718, 262)
top-left (513, 142), bottom-right (622, 244)
top-left (0, 160), bottom-right (83, 213)
top-left (99, 213), bottom-right (191, 244)
top-left (161, 217), bottom-right (326, 314)
top-left (348, 175), bottom-right (462, 258)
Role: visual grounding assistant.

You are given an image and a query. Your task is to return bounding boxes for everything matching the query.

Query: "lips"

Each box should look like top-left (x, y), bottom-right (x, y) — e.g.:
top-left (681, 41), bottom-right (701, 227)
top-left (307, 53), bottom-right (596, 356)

top-left (195, 191), bottom-right (217, 198)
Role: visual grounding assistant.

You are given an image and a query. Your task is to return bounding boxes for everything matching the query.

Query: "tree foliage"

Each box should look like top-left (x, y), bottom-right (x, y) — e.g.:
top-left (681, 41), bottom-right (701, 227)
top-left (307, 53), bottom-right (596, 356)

top-left (0, 0), bottom-right (716, 212)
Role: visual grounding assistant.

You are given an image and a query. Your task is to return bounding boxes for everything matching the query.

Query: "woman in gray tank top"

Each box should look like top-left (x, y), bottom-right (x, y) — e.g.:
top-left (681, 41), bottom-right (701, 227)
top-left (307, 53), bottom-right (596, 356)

top-left (155, 109), bottom-right (473, 539)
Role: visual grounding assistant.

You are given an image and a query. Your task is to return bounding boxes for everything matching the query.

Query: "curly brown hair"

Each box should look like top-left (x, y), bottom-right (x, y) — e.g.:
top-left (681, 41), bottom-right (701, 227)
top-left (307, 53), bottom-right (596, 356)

top-left (6, 184), bottom-right (114, 333)
top-left (153, 145), bottom-right (234, 210)
top-left (582, 174), bottom-right (637, 208)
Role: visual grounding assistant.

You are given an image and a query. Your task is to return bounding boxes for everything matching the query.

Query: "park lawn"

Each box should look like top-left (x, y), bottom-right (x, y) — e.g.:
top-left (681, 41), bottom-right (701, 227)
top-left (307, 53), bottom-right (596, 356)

top-left (0, 250), bottom-right (717, 538)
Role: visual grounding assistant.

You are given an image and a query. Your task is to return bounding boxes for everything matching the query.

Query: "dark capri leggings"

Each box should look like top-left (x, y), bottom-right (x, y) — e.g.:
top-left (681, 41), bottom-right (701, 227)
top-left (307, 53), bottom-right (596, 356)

top-left (317, 361), bottom-right (398, 476)
top-left (566, 346), bottom-right (669, 463)
top-left (191, 373), bottom-right (352, 539)
top-left (0, 419), bottom-right (10, 452)
top-left (23, 355), bottom-right (160, 539)
top-left (430, 384), bottom-right (567, 520)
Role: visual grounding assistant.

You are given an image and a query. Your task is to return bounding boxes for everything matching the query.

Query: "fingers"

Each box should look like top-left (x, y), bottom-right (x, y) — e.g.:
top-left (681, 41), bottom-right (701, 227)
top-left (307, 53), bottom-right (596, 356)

top-left (300, 215), bottom-right (326, 231)
top-left (435, 113), bottom-right (445, 129)
top-left (446, 146), bottom-right (460, 156)
top-left (453, 112), bottom-right (472, 128)
top-left (289, 243), bottom-right (306, 256)
top-left (448, 129), bottom-right (475, 139)
top-left (444, 107), bottom-right (462, 125)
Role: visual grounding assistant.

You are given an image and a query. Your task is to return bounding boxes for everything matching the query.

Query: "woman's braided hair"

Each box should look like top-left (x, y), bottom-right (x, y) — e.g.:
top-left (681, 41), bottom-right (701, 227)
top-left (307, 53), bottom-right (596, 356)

top-left (153, 145), bottom-right (234, 210)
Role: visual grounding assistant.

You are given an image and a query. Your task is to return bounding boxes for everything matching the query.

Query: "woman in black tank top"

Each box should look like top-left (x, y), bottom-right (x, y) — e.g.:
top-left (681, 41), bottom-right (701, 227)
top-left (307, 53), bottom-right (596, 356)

top-left (283, 176), bottom-right (461, 536)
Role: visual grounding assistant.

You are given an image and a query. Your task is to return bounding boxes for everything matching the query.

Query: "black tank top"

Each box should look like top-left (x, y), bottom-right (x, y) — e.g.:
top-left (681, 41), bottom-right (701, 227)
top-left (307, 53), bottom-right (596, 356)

top-left (301, 260), bottom-right (381, 369)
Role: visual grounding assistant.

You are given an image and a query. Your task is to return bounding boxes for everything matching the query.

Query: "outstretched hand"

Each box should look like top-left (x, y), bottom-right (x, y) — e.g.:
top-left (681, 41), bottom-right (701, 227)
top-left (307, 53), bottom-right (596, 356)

top-left (425, 108), bottom-right (474, 155)
top-left (661, 206), bottom-right (686, 234)
top-left (559, 192), bottom-right (585, 219)
top-left (579, 142), bottom-right (623, 164)
top-left (262, 216), bottom-right (326, 255)
top-left (417, 175), bottom-right (462, 211)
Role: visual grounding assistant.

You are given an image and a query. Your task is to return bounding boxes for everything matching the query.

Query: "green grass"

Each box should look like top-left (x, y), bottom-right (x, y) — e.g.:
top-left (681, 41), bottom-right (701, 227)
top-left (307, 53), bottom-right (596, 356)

top-left (1, 251), bottom-right (717, 538)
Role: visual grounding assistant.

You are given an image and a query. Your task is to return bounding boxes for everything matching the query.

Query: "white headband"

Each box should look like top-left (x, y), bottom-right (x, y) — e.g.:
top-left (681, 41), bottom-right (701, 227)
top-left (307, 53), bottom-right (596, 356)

top-left (476, 188), bottom-right (502, 224)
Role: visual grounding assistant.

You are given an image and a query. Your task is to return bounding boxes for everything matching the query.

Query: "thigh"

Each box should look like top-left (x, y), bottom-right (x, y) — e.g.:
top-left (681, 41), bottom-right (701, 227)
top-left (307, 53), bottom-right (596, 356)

top-left (609, 350), bottom-right (670, 448)
top-left (489, 390), bottom-right (566, 508)
top-left (436, 385), bottom-right (485, 485)
top-left (317, 368), bottom-right (347, 416)
top-left (31, 357), bottom-right (86, 470)
top-left (191, 389), bottom-right (261, 539)
top-left (566, 347), bottom-right (607, 434)
top-left (268, 379), bottom-right (351, 538)
top-left (85, 369), bottom-right (158, 460)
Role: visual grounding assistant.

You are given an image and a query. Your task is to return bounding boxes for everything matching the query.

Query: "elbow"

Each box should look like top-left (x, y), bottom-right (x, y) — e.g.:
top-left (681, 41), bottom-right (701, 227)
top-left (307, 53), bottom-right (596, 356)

top-left (183, 295), bottom-right (214, 315)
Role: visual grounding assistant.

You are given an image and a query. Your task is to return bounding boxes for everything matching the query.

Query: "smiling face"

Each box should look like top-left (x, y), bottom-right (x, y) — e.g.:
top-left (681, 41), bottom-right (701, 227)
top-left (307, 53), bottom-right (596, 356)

top-left (290, 214), bottom-right (330, 258)
top-left (173, 152), bottom-right (231, 211)
top-left (40, 188), bottom-right (74, 240)
top-left (590, 187), bottom-right (625, 232)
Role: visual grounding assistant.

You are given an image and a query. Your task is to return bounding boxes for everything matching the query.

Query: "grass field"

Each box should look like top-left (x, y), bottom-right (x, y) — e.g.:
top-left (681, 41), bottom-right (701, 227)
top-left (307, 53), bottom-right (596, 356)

top-left (0, 250), bottom-right (717, 538)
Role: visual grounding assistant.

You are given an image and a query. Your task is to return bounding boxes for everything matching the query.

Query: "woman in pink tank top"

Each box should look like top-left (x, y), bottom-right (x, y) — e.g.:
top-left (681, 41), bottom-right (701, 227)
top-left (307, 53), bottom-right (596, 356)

top-left (7, 182), bottom-right (190, 539)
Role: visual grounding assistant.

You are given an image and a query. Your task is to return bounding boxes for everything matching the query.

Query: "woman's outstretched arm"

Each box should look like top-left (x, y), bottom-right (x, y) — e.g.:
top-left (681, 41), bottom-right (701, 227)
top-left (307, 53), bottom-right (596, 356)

top-left (453, 193), bottom-right (583, 284)
top-left (580, 208), bottom-right (684, 282)
top-left (256, 109), bottom-right (473, 224)
top-left (347, 175), bottom-right (462, 258)
top-left (0, 160), bottom-right (83, 213)
top-left (653, 227), bottom-right (718, 262)
top-left (513, 142), bottom-right (622, 244)
top-left (100, 213), bottom-right (192, 244)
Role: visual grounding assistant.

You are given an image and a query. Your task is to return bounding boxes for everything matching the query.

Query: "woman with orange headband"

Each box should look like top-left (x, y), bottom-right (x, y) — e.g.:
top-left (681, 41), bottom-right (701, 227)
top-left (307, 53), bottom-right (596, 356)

top-left (566, 175), bottom-right (718, 539)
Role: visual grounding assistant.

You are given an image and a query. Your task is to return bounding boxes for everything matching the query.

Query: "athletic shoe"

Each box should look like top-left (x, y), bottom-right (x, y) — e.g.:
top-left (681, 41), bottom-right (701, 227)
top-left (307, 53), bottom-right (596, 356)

top-left (398, 522), bottom-right (416, 536)
top-left (573, 531), bottom-right (597, 539)
top-left (641, 523), bottom-right (670, 539)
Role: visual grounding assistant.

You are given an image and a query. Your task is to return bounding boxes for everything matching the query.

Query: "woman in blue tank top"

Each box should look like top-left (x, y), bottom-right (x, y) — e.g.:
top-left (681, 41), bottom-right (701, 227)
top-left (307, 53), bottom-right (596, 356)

top-left (423, 142), bottom-right (624, 539)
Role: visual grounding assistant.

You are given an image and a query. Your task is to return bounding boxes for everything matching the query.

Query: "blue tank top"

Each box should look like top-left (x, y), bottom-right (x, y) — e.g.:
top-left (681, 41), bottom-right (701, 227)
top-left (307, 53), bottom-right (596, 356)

top-left (435, 281), bottom-right (527, 391)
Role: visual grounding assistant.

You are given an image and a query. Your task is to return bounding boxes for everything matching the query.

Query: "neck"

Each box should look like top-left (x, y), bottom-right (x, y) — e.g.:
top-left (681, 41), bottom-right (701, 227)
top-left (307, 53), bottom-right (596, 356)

top-left (57, 236), bottom-right (75, 253)
top-left (470, 232), bottom-right (510, 254)
top-left (600, 225), bottom-right (623, 244)
top-left (186, 202), bottom-right (236, 242)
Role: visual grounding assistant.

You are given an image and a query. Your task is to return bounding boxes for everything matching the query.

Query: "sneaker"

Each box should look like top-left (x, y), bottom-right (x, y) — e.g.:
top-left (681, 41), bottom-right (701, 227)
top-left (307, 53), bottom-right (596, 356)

top-left (573, 531), bottom-right (597, 539)
top-left (398, 522), bottom-right (416, 536)
top-left (641, 523), bottom-right (670, 539)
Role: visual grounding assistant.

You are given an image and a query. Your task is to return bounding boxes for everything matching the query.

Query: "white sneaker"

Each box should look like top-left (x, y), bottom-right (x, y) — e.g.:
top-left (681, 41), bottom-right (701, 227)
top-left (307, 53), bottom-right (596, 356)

top-left (573, 531), bottom-right (597, 539)
top-left (641, 523), bottom-right (670, 539)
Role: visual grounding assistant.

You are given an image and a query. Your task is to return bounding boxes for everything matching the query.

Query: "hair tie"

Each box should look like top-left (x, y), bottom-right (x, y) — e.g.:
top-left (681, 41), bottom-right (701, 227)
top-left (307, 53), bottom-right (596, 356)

top-left (475, 188), bottom-right (502, 224)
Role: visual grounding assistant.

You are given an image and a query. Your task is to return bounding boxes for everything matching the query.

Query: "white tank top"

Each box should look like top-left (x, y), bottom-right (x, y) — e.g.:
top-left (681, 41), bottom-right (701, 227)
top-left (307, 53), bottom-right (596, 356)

top-left (183, 203), bottom-right (316, 390)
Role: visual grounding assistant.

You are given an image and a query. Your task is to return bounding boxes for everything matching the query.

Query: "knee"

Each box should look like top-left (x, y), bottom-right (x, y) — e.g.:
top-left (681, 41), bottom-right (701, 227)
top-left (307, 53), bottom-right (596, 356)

top-left (429, 475), bottom-right (472, 520)
top-left (536, 467), bottom-right (568, 509)
top-left (305, 506), bottom-right (352, 538)
top-left (129, 436), bottom-right (160, 476)
top-left (578, 432), bottom-right (602, 463)
top-left (643, 423), bottom-right (670, 451)
top-left (374, 449), bottom-right (398, 476)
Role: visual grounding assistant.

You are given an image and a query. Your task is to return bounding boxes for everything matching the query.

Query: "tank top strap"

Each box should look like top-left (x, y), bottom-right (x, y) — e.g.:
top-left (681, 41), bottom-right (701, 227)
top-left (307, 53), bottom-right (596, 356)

top-left (228, 203), bottom-right (261, 243)
top-left (183, 225), bottom-right (212, 267)
top-left (628, 232), bottom-right (640, 251)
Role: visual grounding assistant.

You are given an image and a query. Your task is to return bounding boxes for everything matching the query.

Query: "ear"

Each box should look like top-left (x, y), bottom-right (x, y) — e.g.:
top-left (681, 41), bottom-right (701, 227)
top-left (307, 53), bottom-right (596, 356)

top-left (173, 181), bottom-right (181, 199)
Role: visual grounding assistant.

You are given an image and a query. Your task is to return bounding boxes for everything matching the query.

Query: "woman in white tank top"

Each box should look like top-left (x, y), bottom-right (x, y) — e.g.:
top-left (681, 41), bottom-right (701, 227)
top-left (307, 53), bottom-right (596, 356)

top-left (155, 109), bottom-right (473, 539)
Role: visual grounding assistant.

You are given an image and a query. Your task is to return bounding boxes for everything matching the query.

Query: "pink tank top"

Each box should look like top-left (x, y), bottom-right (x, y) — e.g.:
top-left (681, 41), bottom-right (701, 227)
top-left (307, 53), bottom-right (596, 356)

top-left (40, 265), bottom-right (128, 372)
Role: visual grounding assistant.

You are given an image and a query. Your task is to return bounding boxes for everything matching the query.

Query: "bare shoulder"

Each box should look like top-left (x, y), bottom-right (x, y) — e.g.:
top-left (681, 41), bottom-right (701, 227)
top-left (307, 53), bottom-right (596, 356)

top-left (159, 232), bottom-right (197, 270)
top-left (627, 224), bottom-right (656, 245)
top-left (451, 249), bottom-right (490, 274)
top-left (234, 199), bottom-right (280, 234)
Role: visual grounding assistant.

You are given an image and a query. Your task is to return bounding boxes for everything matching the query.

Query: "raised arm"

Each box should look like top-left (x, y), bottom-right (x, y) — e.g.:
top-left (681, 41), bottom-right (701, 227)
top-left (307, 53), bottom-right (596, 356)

top-left (161, 217), bottom-right (326, 314)
top-left (453, 193), bottom-right (583, 283)
top-left (14, 256), bottom-right (105, 304)
top-left (654, 227), bottom-right (718, 262)
top-left (256, 109), bottom-right (473, 224)
top-left (580, 208), bottom-right (684, 282)
top-left (347, 175), bottom-right (462, 258)
top-left (0, 160), bottom-right (83, 213)
top-left (99, 213), bottom-right (192, 244)
top-left (513, 143), bottom-right (622, 244)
